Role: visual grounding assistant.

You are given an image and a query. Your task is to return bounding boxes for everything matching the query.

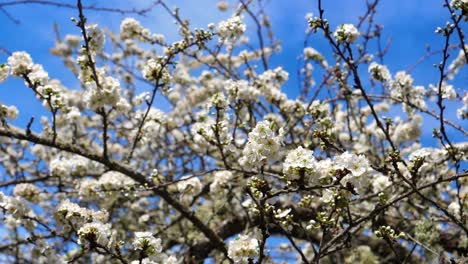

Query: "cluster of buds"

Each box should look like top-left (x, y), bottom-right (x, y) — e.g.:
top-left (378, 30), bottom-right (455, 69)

top-left (315, 211), bottom-right (335, 227)
top-left (298, 195), bottom-right (314, 207)
top-left (308, 17), bottom-right (328, 32)
top-left (274, 208), bottom-right (293, 230)
top-left (247, 176), bottom-right (270, 199)
top-left (375, 226), bottom-right (405, 241)
top-left (194, 28), bottom-right (213, 47)
top-left (378, 192), bottom-right (388, 204)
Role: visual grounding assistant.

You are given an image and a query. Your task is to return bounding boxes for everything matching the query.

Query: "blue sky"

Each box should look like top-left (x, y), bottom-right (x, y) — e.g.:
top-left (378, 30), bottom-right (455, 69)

top-left (0, 0), bottom-right (466, 144)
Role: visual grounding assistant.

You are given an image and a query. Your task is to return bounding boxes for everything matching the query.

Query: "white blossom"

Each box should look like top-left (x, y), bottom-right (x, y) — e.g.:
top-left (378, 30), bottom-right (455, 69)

top-left (133, 232), bottom-right (162, 256)
top-left (98, 171), bottom-right (135, 190)
top-left (457, 92), bottom-right (468, 119)
top-left (368, 62), bottom-right (391, 82)
top-left (217, 15), bottom-right (246, 42)
top-left (225, 79), bottom-right (260, 102)
top-left (334, 151), bottom-right (370, 177)
top-left (451, 0), bottom-right (468, 13)
top-left (447, 201), bottom-right (461, 216)
top-left (283, 146), bottom-right (317, 182)
top-left (142, 58), bottom-right (171, 83)
top-left (333, 24), bottom-right (359, 43)
top-left (28, 64), bottom-right (49, 85)
top-left (77, 222), bottom-right (111, 246)
top-left (227, 235), bottom-right (259, 263)
top-left (1, 105), bottom-right (18, 121)
top-left (239, 120), bottom-right (282, 169)
top-left (7, 51), bottom-right (33, 76)
top-left (409, 148), bottom-right (431, 161)
top-left (55, 199), bottom-right (108, 227)
top-left (85, 24), bottom-right (105, 51)
top-left (303, 47), bottom-right (327, 67)
top-left (120, 18), bottom-right (144, 40)
top-left (210, 170), bottom-right (234, 194)
top-left (372, 174), bottom-right (391, 192)
top-left (430, 83), bottom-right (456, 100)
top-left (65, 34), bottom-right (81, 47)
top-left (84, 74), bottom-right (122, 110)
top-left (177, 176), bottom-right (202, 205)
top-left (0, 64), bottom-right (9, 82)
top-left (13, 184), bottom-right (41, 202)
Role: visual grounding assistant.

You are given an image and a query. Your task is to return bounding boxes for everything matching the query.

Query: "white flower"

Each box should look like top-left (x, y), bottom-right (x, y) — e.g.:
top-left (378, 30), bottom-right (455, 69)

top-left (409, 148), bottom-right (431, 161)
top-left (217, 15), bottom-right (246, 42)
top-left (65, 34), bottom-right (81, 47)
top-left (133, 232), bottom-right (162, 256)
top-left (177, 176), bottom-right (202, 194)
top-left (120, 18), bottom-right (143, 40)
top-left (1, 195), bottom-right (33, 219)
top-left (130, 259), bottom-right (157, 264)
top-left (447, 201), bottom-right (460, 216)
top-left (13, 183), bottom-right (40, 202)
top-left (49, 156), bottom-right (95, 177)
top-left (303, 47), bottom-right (327, 67)
top-left (239, 120), bottom-right (282, 169)
top-left (316, 158), bottom-right (334, 181)
top-left (320, 189), bottom-right (335, 203)
top-left (391, 115), bottom-right (422, 144)
top-left (1, 105), bottom-right (18, 121)
top-left (165, 256), bottom-right (178, 264)
top-left (457, 92), bottom-right (468, 119)
top-left (451, 0), bottom-right (468, 12)
top-left (333, 24), bottom-right (359, 43)
top-left (210, 170), bottom-right (234, 194)
top-left (255, 67), bottom-right (289, 103)
top-left (66, 106), bottom-right (81, 121)
top-left (368, 62), bottom-right (391, 82)
top-left (85, 24), bottom-right (105, 51)
top-left (7, 51), bottom-right (33, 76)
top-left (84, 74), bottom-right (122, 110)
top-left (78, 178), bottom-right (99, 198)
top-left (393, 71), bottom-right (413, 89)
top-left (334, 152), bottom-right (370, 177)
top-left (56, 199), bottom-right (90, 222)
top-left (99, 171), bottom-right (135, 190)
top-left (177, 176), bottom-right (202, 205)
top-left (0, 64), bottom-right (9, 83)
top-left (28, 64), bottom-right (49, 85)
top-left (227, 235), bottom-right (259, 263)
top-left (303, 47), bottom-right (320, 60)
top-left (55, 200), bottom-right (108, 226)
top-left (275, 208), bottom-right (291, 219)
top-left (49, 157), bottom-right (69, 176)
top-left (283, 146), bottom-right (317, 181)
top-left (389, 72), bottom-right (426, 114)
top-left (431, 83), bottom-right (456, 100)
top-left (142, 58), bottom-right (171, 83)
top-left (372, 174), bottom-right (391, 192)
top-left (36, 80), bottom-right (67, 109)
top-left (225, 80), bottom-right (260, 102)
top-left (6, 105), bottom-right (17, 120)
top-left (77, 222), bottom-right (111, 246)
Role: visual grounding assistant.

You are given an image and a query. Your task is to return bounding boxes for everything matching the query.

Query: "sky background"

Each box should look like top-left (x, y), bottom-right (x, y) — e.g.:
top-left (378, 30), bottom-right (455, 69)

top-left (0, 0), bottom-right (466, 148)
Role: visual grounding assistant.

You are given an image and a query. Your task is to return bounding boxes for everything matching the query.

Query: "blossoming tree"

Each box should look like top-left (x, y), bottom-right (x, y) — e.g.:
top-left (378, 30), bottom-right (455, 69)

top-left (0, 0), bottom-right (467, 263)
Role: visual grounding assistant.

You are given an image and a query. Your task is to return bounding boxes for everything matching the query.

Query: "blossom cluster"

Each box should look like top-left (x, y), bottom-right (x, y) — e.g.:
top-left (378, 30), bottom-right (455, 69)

top-left (227, 235), bottom-right (259, 263)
